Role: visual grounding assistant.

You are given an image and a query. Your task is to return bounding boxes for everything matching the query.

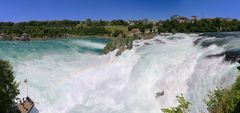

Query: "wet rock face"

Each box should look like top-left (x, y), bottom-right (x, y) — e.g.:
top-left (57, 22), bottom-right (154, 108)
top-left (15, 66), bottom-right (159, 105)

top-left (224, 50), bottom-right (240, 62)
top-left (116, 47), bottom-right (127, 56)
top-left (126, 39), bottom-right (133, 50)
top-left (156, 91), bottom-right (164, 98)
top-left (195, 32), bottom-right (240, 51)
top-left (237, 66), bottom-right (240, 70)
top-left (115, 38), bottom-right (128, 47)
top-left (206, 49), bottom-right (240, 63)
top-left (167, 36), bottom-right (183, 40)
top-left (193, 38), bottom-right (204, 45)
top-left (200, 32), bottom-right (240, 39)
top-left (197, 32), bottom-right (240, 63)
top-left (200, 39), bottom-right (229, 47)
top-left (103, 37), bottom-right (135, 55)
top-left (18, 37), bottom-right (31, 41)
top-left (194, 37), bottom-right (230, 48)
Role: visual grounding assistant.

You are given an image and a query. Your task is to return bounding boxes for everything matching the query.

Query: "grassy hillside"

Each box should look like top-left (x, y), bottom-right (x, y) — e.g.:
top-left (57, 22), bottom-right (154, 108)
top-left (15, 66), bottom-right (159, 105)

top-left (104, 26), bottom-right (128, 34)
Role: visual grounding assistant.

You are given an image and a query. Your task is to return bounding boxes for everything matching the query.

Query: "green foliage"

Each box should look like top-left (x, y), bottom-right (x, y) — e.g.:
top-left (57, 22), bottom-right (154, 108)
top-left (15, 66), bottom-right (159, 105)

top-left (110, 19), bottom-right (128, 26)
top-left (206, 74), bottom-right (240, 113)
top-left (104, 26), bottom-right (128, 34)
top-left (158, 18), bottom-right (240, 33)
top-left (0, 20), bottom-right (111, 39)
top-left (1, 18), bottom-right (240, 39)
top-left (103, 40), bottom-right (115, 54)
top-left (78, 26), bottom-right (110, 36)
top-left (161, 94), bottom-right (191, 113)
top-left (0, 60), bottom-right (19, 113)
top-left (128, 24), bottom-right (153, 33)
top-left (103, 36), bottom-right (135, 54)
top-left (112, 30), bottom-right (124, 37)
top-left (85, 19), bottom-right (93, 26)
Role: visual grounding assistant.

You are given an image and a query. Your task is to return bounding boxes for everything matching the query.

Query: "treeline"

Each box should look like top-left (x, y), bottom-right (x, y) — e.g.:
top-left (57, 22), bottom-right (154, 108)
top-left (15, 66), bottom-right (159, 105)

top-left (0, 19), bottom-right (128, 39)
top-left (1, 18), bottom-right (240, 39)
top-left (158, 18), bottom-right (240, 33)
top-left (128, 23), bottom-right (154, 33)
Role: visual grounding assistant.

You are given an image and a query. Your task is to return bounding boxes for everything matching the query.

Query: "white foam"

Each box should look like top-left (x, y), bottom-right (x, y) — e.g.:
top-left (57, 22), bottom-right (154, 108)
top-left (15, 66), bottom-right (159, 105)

top-left (13, 34), bottom-right (238, 113)
top-left (70, 40), bottom-right (106, 49)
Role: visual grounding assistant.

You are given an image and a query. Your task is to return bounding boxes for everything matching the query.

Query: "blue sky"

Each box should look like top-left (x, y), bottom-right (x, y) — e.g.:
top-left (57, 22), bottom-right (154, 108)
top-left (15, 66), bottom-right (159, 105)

top-left (0, 0), bottom-right (239, 22)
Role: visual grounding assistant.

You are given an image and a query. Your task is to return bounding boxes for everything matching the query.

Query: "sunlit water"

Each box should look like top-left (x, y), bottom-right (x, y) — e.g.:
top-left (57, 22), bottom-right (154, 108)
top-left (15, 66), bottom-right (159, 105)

top-left (0, 33), bottom-right (239, 113)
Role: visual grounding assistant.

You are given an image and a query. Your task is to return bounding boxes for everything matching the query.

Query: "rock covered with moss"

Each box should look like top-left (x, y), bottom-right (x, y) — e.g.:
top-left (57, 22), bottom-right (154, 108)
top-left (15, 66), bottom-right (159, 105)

top-left (103, 36), bottom-right (134, 56)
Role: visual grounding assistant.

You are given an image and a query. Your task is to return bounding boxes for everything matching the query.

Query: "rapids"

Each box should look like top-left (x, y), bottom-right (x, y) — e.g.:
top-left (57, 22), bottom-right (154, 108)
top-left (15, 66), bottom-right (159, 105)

top-left (0, 33), bottom-right (239, 113)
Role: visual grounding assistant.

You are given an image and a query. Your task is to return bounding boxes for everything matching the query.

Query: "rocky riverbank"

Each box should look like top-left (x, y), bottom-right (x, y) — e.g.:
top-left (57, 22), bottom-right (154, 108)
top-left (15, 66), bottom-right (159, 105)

top-left (0, 33), bottom-right (114, 41)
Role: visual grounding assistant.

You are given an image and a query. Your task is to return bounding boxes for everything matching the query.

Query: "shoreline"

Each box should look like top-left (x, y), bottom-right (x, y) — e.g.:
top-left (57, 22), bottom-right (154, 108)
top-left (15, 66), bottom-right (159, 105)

top-left (0, 35), bottom-right (115, 41)
top-left (1, 31), bottom-right (240, 41)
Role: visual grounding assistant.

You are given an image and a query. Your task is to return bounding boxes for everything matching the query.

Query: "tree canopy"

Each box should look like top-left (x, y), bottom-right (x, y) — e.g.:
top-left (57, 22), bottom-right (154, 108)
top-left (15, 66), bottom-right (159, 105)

top-left (0, 60), bottom-right (19, 113)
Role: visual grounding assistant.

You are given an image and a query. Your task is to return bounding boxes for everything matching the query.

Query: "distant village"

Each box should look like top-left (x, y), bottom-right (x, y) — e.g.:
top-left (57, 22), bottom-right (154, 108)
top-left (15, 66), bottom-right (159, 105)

top-left (127, 15), bottom-right (237, 36)
top-left (127, 15), bottom-right (235, 25)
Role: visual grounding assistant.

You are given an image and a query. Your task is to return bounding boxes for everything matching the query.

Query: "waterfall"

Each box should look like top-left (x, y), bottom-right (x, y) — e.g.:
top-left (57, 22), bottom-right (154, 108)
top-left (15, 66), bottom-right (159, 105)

top-left (0, 33), bottom-right (239, 113)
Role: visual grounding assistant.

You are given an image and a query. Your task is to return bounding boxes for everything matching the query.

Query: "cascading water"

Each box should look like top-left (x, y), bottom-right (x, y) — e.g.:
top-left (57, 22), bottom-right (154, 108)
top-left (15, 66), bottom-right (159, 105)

top-left (0, 33), bottom-right (239, 113)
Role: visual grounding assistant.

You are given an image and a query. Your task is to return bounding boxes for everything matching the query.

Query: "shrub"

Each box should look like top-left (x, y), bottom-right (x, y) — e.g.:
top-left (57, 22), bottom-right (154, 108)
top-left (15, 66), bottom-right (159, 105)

top-left (205, 73), bottom-right (240, 113)
top-left (161, 94), bottom-right (191, 113)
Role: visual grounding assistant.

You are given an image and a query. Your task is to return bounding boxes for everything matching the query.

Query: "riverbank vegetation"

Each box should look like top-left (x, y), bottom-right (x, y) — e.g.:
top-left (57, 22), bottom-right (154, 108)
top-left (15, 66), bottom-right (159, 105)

top-left (158, 18), bottom-right (240, 33)
top-left (1, 16), bottom-right (240, 40)
top-left (205, 73), bottom-right (240, 113)
top-left (162, 71), bottom-right (240, 113)
top-left (0, 60), bottom-right (19, 113)
top-left (161, 94), bottom-right (191, 113)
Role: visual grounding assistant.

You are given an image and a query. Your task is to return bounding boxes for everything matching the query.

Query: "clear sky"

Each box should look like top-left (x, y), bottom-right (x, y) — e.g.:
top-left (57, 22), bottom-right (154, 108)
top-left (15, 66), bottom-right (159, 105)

top-left (0, 0), bottom-right (239, 22)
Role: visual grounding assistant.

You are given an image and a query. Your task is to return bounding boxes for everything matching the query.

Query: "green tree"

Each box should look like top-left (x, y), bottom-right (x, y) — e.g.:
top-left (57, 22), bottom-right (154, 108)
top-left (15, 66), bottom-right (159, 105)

top-left (161, 94), bottom-right (191, 113)
top-left (205, 73), bottom-right (240, 113)
top-left (85, 19), bottom-right (93, 26)
top-left (0, 60), bottom-right (19, 113)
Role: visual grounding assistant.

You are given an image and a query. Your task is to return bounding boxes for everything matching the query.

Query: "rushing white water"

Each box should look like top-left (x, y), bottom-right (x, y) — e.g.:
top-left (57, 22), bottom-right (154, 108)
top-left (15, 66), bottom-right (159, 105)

top-left (0, 34), bottom-right (239, 113)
